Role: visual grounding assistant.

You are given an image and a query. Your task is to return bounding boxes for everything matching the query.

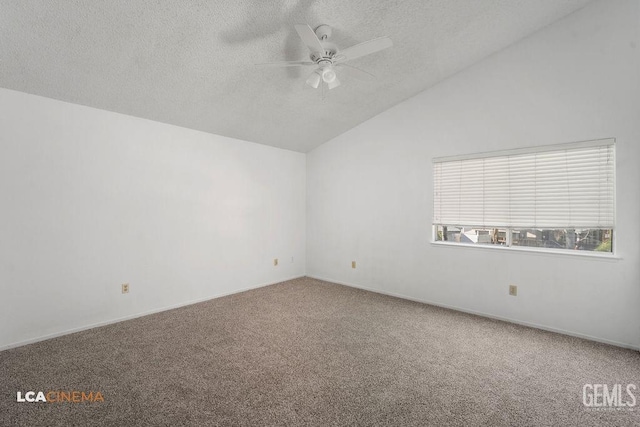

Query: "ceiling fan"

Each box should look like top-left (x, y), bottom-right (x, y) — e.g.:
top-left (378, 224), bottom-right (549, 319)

top-left (260, 24), bottom-right (393, 90)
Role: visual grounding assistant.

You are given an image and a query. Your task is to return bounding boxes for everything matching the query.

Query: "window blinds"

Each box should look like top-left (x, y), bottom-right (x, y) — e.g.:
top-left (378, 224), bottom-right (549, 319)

top-left (433, 139), bottom-right (615, 229)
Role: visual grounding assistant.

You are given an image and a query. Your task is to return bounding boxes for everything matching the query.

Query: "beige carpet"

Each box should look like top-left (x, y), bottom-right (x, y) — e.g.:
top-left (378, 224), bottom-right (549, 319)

top-left (1, 277), bottom-right (639, 426)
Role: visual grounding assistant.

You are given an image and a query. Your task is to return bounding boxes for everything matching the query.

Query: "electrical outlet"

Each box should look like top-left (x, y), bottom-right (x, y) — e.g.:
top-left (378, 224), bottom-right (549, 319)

top-left (274, 258), bottom-right (278, 266)
top-left (122, 283), bottom-right (129, 294)
top-left (352, 261), bottom-right (356, 269)
top-left (509, 285), bottom-right (517, 296)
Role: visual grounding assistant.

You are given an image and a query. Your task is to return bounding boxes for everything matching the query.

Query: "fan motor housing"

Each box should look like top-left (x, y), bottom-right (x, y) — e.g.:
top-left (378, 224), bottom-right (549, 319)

top-left (309, 25), bottom-right (338, 64)
top-left (311, 42), bottom-right (338, 64)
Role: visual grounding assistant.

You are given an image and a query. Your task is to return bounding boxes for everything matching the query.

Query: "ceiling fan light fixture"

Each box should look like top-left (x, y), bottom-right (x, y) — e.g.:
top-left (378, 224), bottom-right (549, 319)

top-left (306, 71), bottom-right (322, 89)
top-left (321, 66), bottom-right (337, 83)
top-left (327, 77), bottom-right (341, 90)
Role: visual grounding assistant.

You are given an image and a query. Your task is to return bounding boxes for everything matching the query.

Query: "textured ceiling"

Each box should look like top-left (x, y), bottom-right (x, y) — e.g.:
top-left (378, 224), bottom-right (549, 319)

top-left (0, 0), bottom-right (593, 152)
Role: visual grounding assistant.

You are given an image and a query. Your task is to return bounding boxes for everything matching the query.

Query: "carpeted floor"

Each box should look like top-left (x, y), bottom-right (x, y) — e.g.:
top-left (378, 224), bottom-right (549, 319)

top-left (1, 277), bottom-right (639, 426)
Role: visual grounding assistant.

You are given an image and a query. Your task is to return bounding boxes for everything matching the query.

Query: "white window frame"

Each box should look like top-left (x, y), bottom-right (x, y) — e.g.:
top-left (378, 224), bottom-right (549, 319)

top-left (431, 139), bottom-right (616, 258)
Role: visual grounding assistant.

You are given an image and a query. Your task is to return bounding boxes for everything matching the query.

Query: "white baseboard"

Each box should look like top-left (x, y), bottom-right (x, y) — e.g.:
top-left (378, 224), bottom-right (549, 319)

top-left (0, 275), bottom-right (304, 352)
top-left (306, 275), bottom-right (640, 351)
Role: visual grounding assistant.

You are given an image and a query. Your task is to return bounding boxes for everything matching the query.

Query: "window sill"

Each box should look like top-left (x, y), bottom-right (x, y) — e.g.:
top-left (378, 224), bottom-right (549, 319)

top-left (430, 241), bottom-right (621, 260)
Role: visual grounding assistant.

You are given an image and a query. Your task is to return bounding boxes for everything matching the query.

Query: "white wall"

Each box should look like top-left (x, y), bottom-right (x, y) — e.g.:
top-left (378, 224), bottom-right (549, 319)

top-left (307, 0), bottom-right (640, 348)
top-left (0, 88), bottom-right (306, 350)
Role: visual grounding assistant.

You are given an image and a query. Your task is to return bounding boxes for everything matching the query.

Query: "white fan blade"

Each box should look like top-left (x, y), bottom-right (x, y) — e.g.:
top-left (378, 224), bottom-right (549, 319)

top-left (256, 60), bottom-right (315, 67)
top-left (339, 36), bottom-right (392, 62)
top-left (295, 24), bottom-right (325, 54)
top-left (327, 77), bottom-right (341, 90)
top-left (336, 63), bottom-right (376, 81)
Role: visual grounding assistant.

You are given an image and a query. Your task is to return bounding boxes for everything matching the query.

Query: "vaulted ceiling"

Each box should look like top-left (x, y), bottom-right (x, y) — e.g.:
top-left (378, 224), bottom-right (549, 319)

top-left (0, 1), bottom-right (592, 152)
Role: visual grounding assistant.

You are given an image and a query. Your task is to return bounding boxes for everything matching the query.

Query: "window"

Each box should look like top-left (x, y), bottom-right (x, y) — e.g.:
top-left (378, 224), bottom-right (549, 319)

top-left (432, 139), bottom-right (615, 254)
